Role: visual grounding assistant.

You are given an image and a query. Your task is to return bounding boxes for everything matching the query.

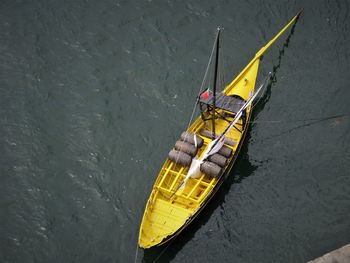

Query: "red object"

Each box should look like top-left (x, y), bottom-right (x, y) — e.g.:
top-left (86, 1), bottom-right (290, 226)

top-left (200, 89), bottom-right (210, 101)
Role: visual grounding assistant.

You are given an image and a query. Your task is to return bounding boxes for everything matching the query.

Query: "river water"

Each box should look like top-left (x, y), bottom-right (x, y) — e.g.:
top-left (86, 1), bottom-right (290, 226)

top-left (1, 0), bottom-right (349, 262)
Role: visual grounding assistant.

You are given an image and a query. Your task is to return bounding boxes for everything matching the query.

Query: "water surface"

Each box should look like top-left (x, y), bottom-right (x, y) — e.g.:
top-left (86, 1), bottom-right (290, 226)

top-left (1, 0), bottom-right (349, 262)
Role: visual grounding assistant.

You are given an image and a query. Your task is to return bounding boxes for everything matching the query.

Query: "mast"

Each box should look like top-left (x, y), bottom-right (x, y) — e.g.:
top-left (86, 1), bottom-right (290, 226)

top-left (212, 28), bottom-right (220, 139)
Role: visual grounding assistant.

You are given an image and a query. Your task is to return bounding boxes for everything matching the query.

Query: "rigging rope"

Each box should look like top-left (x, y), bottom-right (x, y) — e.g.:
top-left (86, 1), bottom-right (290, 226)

top-left (134, 242), bottom-right (139, 263)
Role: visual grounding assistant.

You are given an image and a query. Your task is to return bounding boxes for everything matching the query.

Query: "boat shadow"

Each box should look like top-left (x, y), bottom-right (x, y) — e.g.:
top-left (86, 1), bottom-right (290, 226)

top-left (142, 18), bottom-right (300, 263)
top-left (257, 17), bottom-right (299, 111)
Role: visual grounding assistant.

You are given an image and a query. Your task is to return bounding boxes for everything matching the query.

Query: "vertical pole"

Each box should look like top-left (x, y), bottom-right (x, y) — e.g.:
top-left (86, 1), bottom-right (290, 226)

top-left (212, 28), bottom-right (220, 139)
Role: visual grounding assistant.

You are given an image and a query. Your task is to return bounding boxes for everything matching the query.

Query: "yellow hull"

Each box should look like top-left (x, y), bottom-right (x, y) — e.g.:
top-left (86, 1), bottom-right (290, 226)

top-left (138, 12), bottom-right (301, 249)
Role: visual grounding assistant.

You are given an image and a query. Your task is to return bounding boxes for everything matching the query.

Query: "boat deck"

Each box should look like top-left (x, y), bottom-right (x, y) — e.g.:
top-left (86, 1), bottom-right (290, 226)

top-left (139, 114), bottom-right (243, 247)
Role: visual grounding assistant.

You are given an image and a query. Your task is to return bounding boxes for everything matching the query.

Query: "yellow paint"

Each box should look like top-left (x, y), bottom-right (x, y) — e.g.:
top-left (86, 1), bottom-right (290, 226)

top-left (138, 11), bottom-right (301, 249)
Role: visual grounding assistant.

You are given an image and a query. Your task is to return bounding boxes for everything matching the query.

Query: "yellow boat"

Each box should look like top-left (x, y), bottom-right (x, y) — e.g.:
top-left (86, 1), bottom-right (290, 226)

top-left (138, 12), bottom-right (301, 249)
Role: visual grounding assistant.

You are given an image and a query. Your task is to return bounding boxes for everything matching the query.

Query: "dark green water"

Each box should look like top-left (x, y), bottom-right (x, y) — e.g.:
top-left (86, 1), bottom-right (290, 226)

top-left (1, 1), bottom-right (349, 262)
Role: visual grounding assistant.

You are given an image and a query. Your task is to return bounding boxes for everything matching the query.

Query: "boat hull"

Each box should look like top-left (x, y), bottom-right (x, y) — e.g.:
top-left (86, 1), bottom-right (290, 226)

top-left (138, 11), bottom-right (301, 249)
